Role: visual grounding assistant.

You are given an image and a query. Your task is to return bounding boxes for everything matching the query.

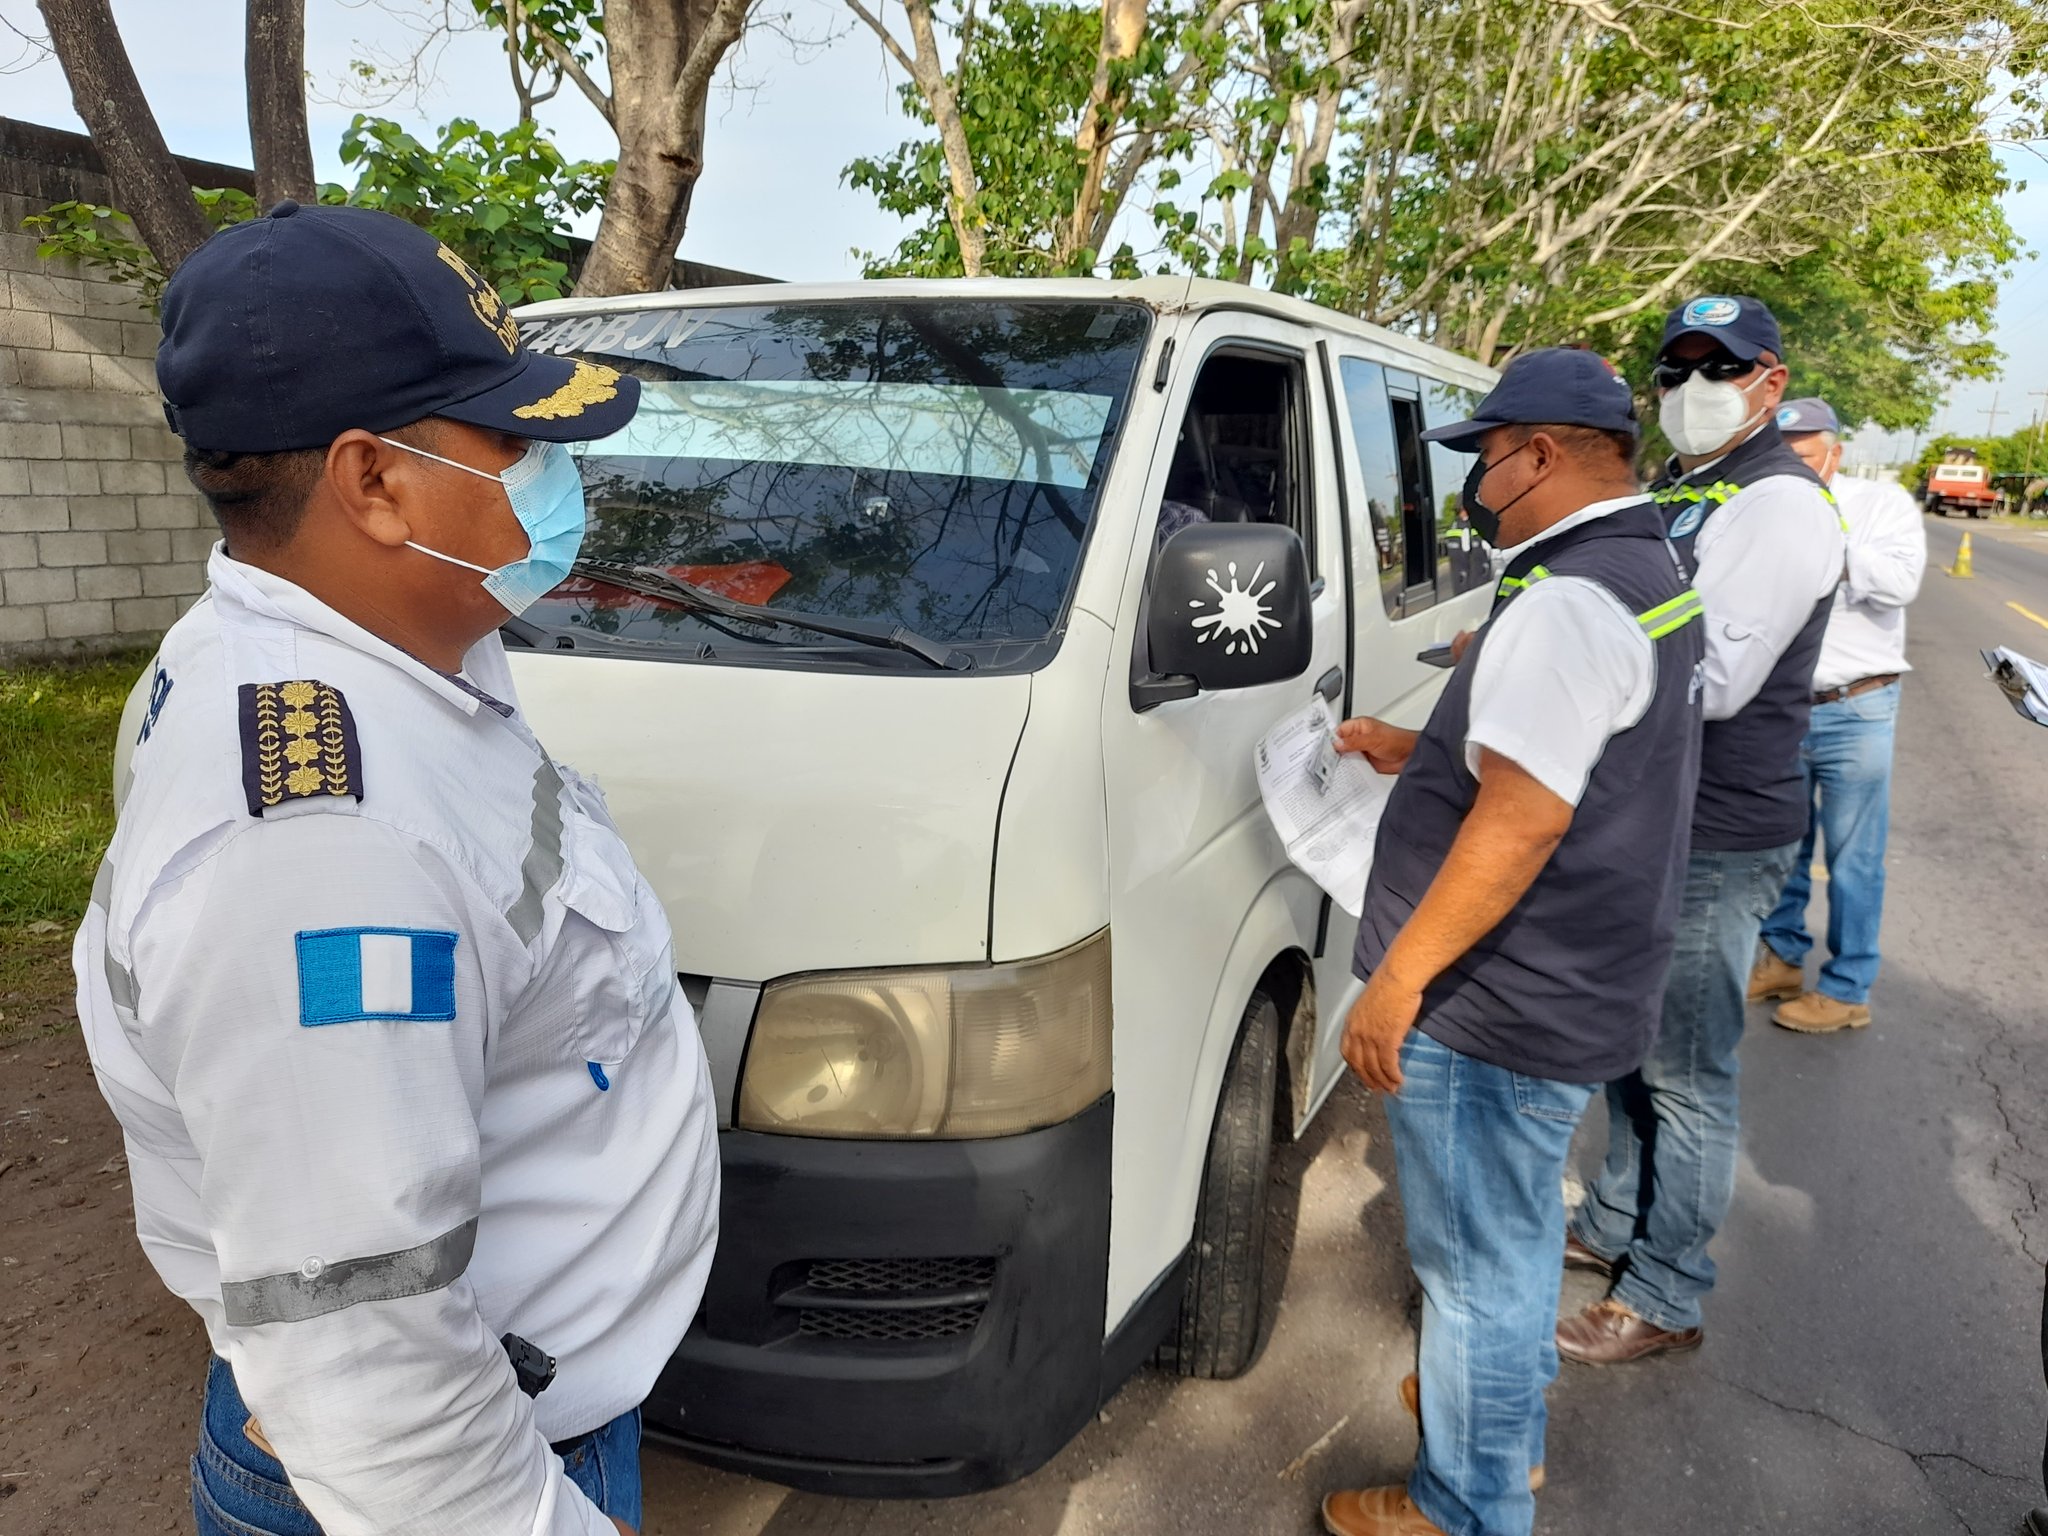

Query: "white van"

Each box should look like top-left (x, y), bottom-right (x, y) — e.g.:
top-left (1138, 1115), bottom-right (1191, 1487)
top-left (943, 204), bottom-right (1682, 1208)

top-left (132, 278), bottom-right (1469, 1496)
top-left (497, 278), bottom-right (1499, 1494)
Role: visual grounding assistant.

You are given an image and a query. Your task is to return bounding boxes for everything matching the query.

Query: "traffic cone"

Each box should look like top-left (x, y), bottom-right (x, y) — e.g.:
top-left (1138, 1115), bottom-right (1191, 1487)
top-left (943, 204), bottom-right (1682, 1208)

top-left (1950, 532), bottom-right (1975, 578)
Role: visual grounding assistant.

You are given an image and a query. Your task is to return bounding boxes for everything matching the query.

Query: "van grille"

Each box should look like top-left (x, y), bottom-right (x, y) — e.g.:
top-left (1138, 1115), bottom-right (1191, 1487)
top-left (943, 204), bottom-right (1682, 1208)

top-left (797, 1304), bottom-right (986, 1341)
top-left (806, 1256), bottom-right (995, 1295)
top-left (781, 1255), bottom-right (996, 1343)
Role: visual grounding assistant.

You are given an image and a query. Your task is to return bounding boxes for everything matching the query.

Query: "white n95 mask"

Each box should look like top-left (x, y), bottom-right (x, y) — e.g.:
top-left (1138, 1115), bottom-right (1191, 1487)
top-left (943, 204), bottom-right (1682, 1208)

top-left (381, 436), bottom-right (589, 616)
top-left (1659, 373), bottom-right (1767, 458)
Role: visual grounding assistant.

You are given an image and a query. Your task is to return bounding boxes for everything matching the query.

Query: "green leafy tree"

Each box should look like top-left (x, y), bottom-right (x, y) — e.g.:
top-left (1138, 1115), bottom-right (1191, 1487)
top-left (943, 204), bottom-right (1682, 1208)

top-left (848, 0), bottom-right (2040, 436)
top-left (26, 117), bottom-right (612, 313)
top-left (331, 116), bottom-right (613, 303)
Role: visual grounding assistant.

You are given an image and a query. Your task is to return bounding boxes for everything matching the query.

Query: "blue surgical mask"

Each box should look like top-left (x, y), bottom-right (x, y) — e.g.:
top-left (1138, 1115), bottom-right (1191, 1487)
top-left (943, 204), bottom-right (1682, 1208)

top-left (380, 436), bottom-right (588, 616)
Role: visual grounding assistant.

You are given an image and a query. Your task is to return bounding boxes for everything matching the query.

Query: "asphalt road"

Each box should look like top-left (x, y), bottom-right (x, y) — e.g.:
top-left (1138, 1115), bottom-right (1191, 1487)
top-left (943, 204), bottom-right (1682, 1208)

top-left (642, 510), bottom-right (2048, 1536)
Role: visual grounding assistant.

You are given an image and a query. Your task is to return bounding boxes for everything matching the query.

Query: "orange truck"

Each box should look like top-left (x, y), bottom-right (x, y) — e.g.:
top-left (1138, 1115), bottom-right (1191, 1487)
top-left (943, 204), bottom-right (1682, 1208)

top-left (1924, 460), bottom-right (2000, 518)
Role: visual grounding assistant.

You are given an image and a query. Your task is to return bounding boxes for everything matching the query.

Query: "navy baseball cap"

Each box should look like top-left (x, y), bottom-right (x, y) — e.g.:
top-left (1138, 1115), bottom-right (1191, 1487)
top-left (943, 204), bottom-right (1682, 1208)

top-left (1419, 348), bottom-right (1640, 452)
top-left (1659, 295), bottom-right (1783, 364)
top-left (157, 201), bottom-right (639, 453)
top-left (1775, 397), bottom-right (1840, 435)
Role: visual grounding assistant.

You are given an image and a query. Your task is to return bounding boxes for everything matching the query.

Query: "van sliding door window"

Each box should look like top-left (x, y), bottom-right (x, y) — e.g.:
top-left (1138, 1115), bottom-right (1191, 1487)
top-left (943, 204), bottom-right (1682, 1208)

top-left (1422, 379), bottom-right (1490, 597)
top-left (1336, 357), bottom-right (1406, 619)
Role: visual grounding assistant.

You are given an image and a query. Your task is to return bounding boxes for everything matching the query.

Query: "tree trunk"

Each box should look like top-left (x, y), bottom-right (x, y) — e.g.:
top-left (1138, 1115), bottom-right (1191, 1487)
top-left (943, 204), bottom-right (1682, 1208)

top-left (37, 0), bottom-right (211, 271)
top-left (844, 0), bottom-right (986, 276)
top-left (1067, 0), bottom-right (1145, 267)
top-left (246, 0), bottom-right (316, 207)
top-left (578, 0), bottom-right (752, 296)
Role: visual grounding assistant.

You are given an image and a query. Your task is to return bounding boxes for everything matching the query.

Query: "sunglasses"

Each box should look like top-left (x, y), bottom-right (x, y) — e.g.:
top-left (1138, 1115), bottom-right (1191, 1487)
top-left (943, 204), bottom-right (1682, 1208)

top-left (1651, 353), bottom-right (1756, 390)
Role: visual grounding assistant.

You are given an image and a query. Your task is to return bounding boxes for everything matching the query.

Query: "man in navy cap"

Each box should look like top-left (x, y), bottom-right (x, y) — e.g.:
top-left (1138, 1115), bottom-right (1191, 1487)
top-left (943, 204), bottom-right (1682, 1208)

top-left (74, 202), bottom-right (719, 1536)
top-left (1750, 397), bottom-right (1926, 1031)
top-left (1319, 349), bottom-right (1705, 1536)
top-left (1558, 298), bottom-right (1843, 1367)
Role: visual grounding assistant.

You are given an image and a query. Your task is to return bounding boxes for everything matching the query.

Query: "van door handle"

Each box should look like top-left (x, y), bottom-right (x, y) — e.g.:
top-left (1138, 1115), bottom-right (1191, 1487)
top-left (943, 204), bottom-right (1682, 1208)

top-left (1314, 666), bottom-right (1343, 702)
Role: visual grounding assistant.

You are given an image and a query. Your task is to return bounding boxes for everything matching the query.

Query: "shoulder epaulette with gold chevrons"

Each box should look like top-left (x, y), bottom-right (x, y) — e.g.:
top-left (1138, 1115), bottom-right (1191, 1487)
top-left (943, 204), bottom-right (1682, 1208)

top-left (238, 679), bottom-right (363, 817)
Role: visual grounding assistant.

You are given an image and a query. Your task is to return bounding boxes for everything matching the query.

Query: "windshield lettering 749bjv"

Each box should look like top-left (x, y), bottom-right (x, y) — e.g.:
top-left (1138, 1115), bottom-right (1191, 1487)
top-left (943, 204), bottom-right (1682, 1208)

top-left (514, 300), bottom-right (1152, 667)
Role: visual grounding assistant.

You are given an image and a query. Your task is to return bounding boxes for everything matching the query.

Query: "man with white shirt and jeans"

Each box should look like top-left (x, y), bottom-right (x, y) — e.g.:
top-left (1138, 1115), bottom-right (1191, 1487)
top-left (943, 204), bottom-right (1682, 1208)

top-left (1750, 397), bottom-right (1927, 1032)
top-left (1319, 349), bottom-right (1705, 1536)
top-left (1560, 297), bottom-right (1845, 1367)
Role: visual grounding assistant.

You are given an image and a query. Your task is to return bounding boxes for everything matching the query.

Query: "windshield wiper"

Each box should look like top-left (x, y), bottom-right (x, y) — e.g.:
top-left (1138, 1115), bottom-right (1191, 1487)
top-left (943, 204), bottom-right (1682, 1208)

top-left (500, 614), bottom-right (712, 659)
top-left (570, 559), bottom-right (974, 671)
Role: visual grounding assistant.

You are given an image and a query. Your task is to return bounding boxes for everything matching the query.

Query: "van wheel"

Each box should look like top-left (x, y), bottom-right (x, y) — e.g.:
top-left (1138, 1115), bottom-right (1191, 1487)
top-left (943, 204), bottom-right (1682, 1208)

top-left (1156, 990), bottom-right (1279, 1380)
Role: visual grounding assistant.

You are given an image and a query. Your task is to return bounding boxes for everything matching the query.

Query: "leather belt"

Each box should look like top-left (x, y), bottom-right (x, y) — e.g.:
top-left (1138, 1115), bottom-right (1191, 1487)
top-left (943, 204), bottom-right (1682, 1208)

top-left (1812, 673), bottom-right (1899, 705)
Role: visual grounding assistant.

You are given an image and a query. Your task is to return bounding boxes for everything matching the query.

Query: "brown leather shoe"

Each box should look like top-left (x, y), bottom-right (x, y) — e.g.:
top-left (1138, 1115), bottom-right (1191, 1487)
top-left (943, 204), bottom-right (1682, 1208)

top-left (1748, 949), bottom-right (1803, 1003)
top-left (1555, 1298), bottom-right (1702, 1365)
top-left (1773, 991), bottom-right (1871, 1033)
top-left (1398, 1373), bottom-right (1544, 1492)
top-left (1322, 1486), bottom-right (1450, 1535)
top-left (1563, 1231), bottom-right (1614, 1278)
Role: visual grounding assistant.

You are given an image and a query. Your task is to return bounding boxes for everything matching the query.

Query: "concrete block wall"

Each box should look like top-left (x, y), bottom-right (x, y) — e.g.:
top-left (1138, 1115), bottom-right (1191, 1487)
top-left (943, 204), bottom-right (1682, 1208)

top-left (0, 118), bottom-right (252, 663)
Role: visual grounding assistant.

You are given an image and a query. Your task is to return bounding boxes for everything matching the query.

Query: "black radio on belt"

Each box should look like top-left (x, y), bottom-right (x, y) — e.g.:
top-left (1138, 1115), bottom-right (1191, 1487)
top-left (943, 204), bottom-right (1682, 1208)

top-left (501, 1332), bottom-right (557, 1397)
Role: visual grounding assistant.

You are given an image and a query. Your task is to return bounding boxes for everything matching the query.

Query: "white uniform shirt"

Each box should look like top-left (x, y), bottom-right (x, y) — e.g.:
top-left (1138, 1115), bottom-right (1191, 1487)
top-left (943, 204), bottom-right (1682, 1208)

top-left (76, 547), bottom-right (720, 1536)
top-left (1812, 474), bottom-right (1926, 690)
top-left (1672, 438), bottom-right (1845, 720)
top-left (1464, 495), bottom-right (1662, 806)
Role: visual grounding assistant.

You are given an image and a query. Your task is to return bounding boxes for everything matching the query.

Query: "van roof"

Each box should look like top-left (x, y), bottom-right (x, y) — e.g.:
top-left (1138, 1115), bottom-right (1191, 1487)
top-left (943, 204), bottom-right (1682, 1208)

top-left (513, 275), bottom-right (1500, 394)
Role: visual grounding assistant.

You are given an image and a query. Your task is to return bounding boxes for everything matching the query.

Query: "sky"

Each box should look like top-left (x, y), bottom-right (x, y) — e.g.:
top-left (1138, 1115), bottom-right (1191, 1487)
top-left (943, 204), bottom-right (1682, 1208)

top-left (0, 0), bottom-right (913, 279)
top-left (3, 0), bottom-right (2045, 470)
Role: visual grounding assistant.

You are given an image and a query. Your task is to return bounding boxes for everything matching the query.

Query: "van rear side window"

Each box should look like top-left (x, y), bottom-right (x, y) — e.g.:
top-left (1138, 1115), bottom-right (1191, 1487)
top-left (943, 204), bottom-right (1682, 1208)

top-left (1338, 358), bottom-right (1407, 619)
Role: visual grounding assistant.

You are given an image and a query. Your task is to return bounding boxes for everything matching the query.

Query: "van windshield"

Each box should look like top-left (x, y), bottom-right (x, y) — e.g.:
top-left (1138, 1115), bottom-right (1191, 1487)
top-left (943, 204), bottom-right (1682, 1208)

top-left (514, 299), bottom-right (1152, 666)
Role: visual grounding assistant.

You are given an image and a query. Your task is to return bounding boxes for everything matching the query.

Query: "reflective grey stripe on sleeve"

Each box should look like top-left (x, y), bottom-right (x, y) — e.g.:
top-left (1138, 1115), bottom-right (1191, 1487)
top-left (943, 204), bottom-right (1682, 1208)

top-left (220, 1218), bottom-right (478, 1326)
top-left (504, 760), bottom-right (565, 945)
top-left (90, 858), bottom-right (139, 1015)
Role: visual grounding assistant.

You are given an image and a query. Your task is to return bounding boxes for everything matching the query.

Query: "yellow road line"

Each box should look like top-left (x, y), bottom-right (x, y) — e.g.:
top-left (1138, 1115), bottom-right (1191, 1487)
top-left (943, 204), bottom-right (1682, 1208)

top-left (2009, 601), bottom-right (2048, 633)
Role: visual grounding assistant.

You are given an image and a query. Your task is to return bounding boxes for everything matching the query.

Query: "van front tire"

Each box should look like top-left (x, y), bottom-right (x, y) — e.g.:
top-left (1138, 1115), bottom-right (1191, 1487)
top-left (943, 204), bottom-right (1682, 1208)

top-left (1156, 990), bottom-right (1280, 1380)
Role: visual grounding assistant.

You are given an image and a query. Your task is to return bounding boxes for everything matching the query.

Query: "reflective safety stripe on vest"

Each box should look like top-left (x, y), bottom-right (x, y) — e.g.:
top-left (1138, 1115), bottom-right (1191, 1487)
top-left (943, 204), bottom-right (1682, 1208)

top-left (1495, 563), bottom-right (1552, 597)
top-left (1496, 562), bottom-right (1703, 640)
top-left (1655, 475), bottom-right (1848, 534)
top-left (1651, 480), bottom-right (1742, 507)
top-left (1636, 587), bottom-right (1705, 639)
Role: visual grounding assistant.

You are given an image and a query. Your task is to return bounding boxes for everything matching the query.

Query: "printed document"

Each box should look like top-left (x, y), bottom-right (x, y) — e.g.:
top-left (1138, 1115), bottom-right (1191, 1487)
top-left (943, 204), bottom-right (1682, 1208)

top-left (1255, 698), bottom-right (1398, 916)
top-left (1983, 646), bottom-right (2048, 726)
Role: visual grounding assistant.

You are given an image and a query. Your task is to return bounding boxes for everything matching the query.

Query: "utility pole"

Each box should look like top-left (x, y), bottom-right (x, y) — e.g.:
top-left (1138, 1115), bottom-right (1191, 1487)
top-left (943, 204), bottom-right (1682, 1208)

top-left (2027, 388), bottom-right (2048, 478)
top-left (1982, 389), bottom-right (2006, 435)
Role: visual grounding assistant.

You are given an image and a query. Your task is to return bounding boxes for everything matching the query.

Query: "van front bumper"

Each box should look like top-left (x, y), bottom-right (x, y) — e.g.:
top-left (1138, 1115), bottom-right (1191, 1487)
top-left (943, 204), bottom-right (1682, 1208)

top-left (645, 1094), bottom-right (1115, 1497)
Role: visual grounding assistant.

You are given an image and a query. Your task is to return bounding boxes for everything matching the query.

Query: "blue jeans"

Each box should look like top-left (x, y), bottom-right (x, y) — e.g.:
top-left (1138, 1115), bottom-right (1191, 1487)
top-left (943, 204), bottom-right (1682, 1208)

top-left (1759, 683), bottom-right (1900, 1004)
top-left (191, 1355), bottom-right (642, 1534)
top-left (1384, 1031), bottom-right (1595, 1536)
top-left (1573, 842), bottom-right (1799, 1333)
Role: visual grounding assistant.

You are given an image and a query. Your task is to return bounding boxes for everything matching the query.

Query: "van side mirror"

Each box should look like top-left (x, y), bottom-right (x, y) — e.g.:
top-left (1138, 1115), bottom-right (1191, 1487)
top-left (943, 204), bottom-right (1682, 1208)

top-left (1135, 523), bottom-right (1313, 710)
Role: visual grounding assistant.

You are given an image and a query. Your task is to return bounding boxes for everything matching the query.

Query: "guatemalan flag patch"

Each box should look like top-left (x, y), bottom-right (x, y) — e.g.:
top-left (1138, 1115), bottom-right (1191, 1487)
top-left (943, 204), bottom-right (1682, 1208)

top-left (296, 927), bottom-right (459, 1026)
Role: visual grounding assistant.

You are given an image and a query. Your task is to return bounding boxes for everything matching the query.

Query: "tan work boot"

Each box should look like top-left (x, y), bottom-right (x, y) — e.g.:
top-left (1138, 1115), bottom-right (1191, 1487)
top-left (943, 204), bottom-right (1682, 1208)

top-left (1322, 1486), bottom-right (1450, 1536)
top-left (1748, 949), bottom-right (1803, 1003)
top-left (1398, 1373), bottom-right (1544, 1492)
top-left (1773, 991), bottom-right (1871, 1033)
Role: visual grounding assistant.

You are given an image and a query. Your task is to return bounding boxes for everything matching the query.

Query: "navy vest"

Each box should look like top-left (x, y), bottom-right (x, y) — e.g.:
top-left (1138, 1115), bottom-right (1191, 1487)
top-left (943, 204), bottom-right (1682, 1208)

top-left (1653, 424), bottom-right (1836, 851)
top-left (1353, 501), bottom-right (1705, 1084)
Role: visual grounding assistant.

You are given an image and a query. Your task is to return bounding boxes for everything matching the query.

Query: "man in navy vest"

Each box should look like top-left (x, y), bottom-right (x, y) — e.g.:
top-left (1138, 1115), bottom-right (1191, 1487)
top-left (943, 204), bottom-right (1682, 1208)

top-left (1558, 297), bottom-right (1844, 1366)
top-left (1319, 349), bottom-right (1705, 1536)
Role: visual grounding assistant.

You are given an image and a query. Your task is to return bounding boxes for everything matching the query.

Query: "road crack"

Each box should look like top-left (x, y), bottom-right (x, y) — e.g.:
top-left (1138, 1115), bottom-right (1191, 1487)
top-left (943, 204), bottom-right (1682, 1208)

top-left (1702, 1366), bottom-right (2034, 1531)
top-left (1971, 1007), bottom-right (2048, 1267)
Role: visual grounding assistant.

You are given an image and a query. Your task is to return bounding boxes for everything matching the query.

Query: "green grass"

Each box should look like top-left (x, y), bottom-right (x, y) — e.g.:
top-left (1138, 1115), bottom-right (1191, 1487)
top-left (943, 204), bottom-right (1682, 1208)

top-left (1, 652), bottom-right (149, 927)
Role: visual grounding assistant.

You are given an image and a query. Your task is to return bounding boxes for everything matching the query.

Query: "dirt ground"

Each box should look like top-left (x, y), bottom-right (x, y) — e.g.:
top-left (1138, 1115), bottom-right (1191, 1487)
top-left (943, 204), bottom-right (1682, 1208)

top-left (0, 933), bottom-right (209, 1535)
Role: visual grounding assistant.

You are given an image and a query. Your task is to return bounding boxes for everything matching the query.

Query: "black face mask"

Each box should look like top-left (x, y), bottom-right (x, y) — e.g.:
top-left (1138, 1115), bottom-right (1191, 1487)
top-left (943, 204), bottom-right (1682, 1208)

top-left (1460, 441), bottom-right (1534, 545)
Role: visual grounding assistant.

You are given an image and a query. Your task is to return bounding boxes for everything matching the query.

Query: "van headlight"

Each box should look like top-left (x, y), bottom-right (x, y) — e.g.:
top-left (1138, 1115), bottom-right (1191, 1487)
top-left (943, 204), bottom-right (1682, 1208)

top-left (736, 929), bottom-right (1112, 1138)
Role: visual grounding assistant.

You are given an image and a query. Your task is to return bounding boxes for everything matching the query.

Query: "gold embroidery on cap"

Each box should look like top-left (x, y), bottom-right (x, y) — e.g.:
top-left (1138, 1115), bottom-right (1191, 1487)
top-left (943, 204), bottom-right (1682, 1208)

top-left (436, 244), bottom-right (519, 356)
top-left (512, 359), bottom-right (622, 421)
